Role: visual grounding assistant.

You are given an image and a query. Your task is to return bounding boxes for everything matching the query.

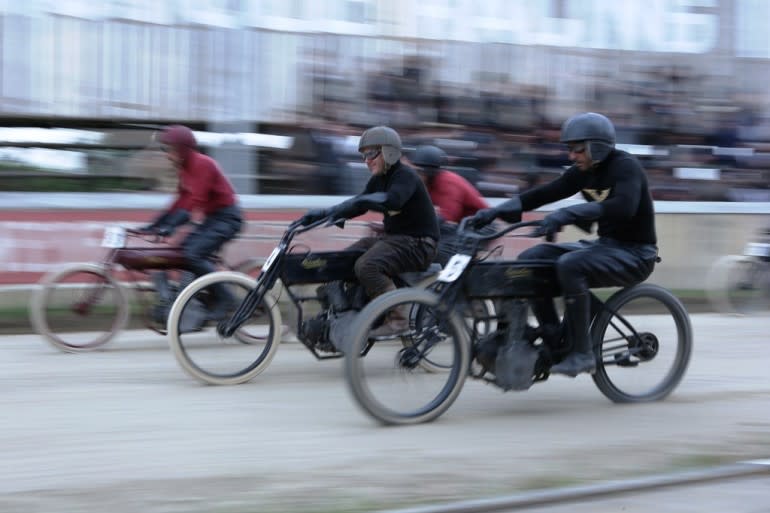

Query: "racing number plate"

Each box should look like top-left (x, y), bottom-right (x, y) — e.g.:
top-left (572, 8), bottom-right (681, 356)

top-left (262, 246), bottom-right (281, 272)
top-left (437, 254), bottom-right (472, 283)
top-left (744, 242), bottom-right (770, 258)
top-left (101, 226), bottom-right (126, 248)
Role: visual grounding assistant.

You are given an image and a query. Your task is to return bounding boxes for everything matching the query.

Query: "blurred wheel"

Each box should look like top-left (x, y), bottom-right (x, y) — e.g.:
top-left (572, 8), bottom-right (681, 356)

top-left (29, 263), bottom-right (129, 352)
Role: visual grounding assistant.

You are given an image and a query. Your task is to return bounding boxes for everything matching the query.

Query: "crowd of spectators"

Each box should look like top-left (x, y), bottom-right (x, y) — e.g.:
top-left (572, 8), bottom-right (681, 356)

top-left (254, 57), bottom-right (770, 201)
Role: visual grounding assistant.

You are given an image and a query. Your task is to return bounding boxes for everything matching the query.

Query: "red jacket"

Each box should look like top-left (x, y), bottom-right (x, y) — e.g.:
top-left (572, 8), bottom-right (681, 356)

top-left (429, 170), bottom-right (489, 223)
top-left (169, 151), bottom-right (237, 215)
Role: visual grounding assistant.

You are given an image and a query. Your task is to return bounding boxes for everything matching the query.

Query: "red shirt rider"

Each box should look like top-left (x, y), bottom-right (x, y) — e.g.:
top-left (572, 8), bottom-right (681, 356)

top-left (428, 169), bottom-right (489, 223)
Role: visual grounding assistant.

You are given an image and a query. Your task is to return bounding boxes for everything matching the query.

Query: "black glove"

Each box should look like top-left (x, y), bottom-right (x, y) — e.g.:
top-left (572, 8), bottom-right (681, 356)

top-left (153, 209), bottom-right (190, 237)
top-left (470, 208), bottom-right (499, 228)
top-left (155, 225), bottom-right (174, 237)
top-left (136, 225), bottom-right (157, 235)
top-left (531, 216), bottom-right (562, 239)
top-left (140, 211), bottom-right (171, 234)
top-left (298, 208), bottom-right (329, 226)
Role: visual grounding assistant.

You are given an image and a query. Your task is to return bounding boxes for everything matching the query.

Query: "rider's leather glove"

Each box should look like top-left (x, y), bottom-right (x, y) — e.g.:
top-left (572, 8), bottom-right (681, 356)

top-left (531, 216), bottom-right (562, 240)
top-left (471, 197), bottom-right (522, 228)
top-left (137, 225), bottom-right (157, 235)
top-left (153, 209), bottom-right (190, 237)
top-left (469, 208), bottom-right (499, 228)
top-left (155, 225), bottom-right (174, 237)
top-left (299, 208), bottom-right (329, 226)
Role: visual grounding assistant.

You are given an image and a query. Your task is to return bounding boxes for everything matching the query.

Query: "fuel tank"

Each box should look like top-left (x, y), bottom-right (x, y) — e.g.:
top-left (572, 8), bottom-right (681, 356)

top-left (114, 247), bottom-right (189, 271)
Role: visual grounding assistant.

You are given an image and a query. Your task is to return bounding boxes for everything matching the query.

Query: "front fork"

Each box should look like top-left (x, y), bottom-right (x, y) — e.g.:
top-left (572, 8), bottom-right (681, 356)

top-left (217, 282), bottom-right (270, 337)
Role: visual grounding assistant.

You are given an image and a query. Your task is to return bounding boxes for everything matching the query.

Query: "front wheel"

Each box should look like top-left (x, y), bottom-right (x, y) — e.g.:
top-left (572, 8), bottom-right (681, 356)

top-left (29, 263), bottom-right (129, 352)
top-left (591, 283), bottom-right (693, 403)
top-left (345, 288), bottom-right (470, 425)
top-left (408, 296), bottom-right (495, 373)
top-left (167, 271), bottom-right (282, 385)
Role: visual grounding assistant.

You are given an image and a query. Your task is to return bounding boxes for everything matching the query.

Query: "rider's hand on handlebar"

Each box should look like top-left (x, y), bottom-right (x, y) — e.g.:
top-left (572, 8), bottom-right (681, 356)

top-left (469, 208), bottom-right (498, 228)
top-left (135, 225), bottom-right (157, 235)
top-left (155, 225), bottom-right (174, 237)
top-left (530, 217), bottom-right (561, 241)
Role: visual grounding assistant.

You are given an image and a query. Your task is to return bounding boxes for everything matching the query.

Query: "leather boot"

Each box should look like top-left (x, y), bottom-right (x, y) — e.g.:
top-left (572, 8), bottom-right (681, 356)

top-left (530, 297), bottom-right (560, 327)
top-left (550, 293), bottom-right (596, 377)
top-left (368, 304), bottom-right (410, 338)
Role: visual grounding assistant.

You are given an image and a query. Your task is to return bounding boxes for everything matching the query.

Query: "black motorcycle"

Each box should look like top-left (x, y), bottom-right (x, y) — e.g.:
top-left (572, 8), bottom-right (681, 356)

top-left (166, 215), bottom-right (493, 385)
top-left (344, 219), bottom-right (693, 425)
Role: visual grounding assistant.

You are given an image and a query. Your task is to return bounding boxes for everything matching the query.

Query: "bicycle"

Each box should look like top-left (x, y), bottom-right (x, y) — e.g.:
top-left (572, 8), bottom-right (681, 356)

top-left (706, 228), bottom-right (770, 314)
top-left (29, 225), bottom-right (264, 353)
top-left (166, 215), bottom-right (496, 386)
top-left (344, 219), bottom-right (693, 425)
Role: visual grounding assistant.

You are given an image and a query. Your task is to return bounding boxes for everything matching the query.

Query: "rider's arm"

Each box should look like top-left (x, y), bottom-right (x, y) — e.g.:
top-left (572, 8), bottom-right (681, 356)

top-left (519, 166), bottom-right (584, 212)
top-left (333, 192), bottom-right (389, 218)
top-left (335, 166), bottom-right (419, 218)
top-left (596, 156), bottom-right (644, 219)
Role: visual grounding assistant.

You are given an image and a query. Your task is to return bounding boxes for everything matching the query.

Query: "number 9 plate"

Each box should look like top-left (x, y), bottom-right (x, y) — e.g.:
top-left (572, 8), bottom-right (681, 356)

top-left (437, 254), bottom-right (472, 283)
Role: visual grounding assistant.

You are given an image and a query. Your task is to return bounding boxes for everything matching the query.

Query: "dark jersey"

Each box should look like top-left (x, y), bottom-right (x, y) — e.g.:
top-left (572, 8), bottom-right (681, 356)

top-left (520, 149), bottom-right (656, 245)
top-left (360, 162), bottom-right (440, 240)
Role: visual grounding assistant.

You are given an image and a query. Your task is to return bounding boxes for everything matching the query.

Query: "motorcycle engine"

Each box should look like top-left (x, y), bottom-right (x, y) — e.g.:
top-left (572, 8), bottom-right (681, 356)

top-left (301, 315), bottom-right (336, 353)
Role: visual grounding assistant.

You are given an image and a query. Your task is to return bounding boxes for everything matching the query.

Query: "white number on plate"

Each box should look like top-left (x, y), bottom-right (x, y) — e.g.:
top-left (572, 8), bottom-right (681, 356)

top-left (262, 246), bottom-right (281, 272)
top-left (101, 226), bottom-right (126, 248)
top-left (437, 254), bottom-right (472, 283)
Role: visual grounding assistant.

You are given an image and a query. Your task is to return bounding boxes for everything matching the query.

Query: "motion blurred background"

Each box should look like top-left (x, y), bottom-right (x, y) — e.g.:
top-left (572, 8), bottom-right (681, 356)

top-left (0, 0), bottom-right (769, 201)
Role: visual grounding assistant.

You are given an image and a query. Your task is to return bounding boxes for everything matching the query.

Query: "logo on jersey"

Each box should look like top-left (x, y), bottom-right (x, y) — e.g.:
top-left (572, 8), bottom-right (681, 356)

top-left (583, 188), bottom-right (611, 202)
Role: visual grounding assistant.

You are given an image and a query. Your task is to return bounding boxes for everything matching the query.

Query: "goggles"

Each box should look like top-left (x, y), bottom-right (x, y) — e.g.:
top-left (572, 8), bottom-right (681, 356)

top-left (361, 148), bottom-right (382, 161)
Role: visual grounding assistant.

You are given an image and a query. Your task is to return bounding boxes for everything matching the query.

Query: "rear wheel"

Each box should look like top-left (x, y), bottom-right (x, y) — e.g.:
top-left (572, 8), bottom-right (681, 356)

top-left (707, 255), bottom-right (770, 314)
top-left (345, 288), bottom-right (470, 425)
top-left (591, 284), bottom-right (692, 403)
top-left (167, 271), bottom-right (282, 385)
top-left (29, 263), bottom-right (129, 352)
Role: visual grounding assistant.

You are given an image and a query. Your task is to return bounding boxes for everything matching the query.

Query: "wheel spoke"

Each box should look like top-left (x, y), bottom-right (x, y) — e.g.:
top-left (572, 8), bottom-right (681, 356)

top-left (592, 284), bottom-right (692, 403)
top-left (31, 266), bottom-right (127, 352)
top-left (345, 288), bottom-right (470, 425)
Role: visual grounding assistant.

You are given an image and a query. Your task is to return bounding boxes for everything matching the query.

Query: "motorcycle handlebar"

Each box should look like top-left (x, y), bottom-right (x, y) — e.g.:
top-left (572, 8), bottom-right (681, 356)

top-left (457, 218), bottom-right (543, 241)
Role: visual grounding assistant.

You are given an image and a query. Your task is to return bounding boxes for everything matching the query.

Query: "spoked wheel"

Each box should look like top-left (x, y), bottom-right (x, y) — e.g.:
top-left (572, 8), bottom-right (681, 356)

top-left (167, 271), bottom-right (282, 385)
top-left (406, 297), bottom-right (494, 373)
top-left (345, 288), bottom-right (470, 425)
top-left (591, 283), bottom-right (692, 403)
top-left (706, 255), bottom-right (770, 315)
top-left (29, 263), bottom-right (129, 352)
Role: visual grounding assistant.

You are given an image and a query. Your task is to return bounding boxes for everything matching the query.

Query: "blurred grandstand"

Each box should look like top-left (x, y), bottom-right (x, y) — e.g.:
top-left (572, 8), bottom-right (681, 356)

top-left (0, 1), bottom-right (768, 200)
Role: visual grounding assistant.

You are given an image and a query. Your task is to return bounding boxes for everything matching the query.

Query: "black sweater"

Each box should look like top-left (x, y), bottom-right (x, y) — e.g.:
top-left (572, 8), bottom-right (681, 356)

top-left (352, 162), bottom-right (440, 240)
top-left (520, 149), bottom-right (657, 245)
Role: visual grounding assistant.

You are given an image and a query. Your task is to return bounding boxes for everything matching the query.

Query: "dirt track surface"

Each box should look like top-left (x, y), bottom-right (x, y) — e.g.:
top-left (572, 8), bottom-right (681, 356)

top-left (2, 313), bottom-right (770, 513)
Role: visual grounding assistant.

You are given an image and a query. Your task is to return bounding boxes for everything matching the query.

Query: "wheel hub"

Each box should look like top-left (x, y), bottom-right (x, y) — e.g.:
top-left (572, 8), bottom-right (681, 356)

top-left (634, 332), bottom-right (659, 361)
